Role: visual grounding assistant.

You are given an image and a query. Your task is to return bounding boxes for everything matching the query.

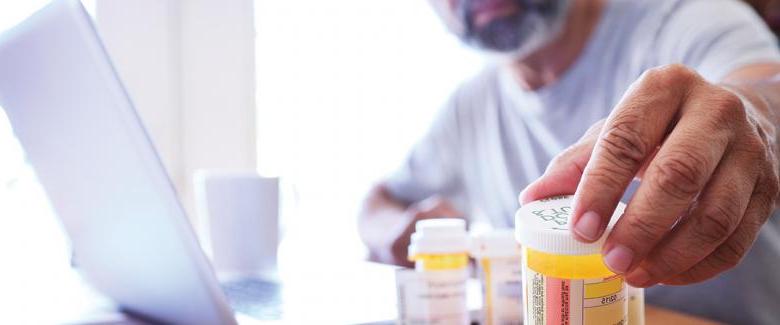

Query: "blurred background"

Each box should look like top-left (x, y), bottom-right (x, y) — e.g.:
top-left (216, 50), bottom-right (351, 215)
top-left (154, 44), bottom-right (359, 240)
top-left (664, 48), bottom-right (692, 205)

top-left (0, 0), bottom-right (483, 290)
top-left (0, 0), bottom-right (779, 315)
top-left (745, 0), bottom-right (780, 32)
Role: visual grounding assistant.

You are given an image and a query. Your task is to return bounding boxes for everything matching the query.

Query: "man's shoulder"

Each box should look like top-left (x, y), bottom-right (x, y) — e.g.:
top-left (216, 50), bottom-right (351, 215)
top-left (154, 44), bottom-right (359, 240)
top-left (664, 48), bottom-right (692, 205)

top-left (660, 0), bottom-right (761, 26)
top-left (604, 0), bottom-right (683, 26)
top-left (609, 0), bottom-right (683, 14)
top-left (613, 0), bottom-right (755, 26)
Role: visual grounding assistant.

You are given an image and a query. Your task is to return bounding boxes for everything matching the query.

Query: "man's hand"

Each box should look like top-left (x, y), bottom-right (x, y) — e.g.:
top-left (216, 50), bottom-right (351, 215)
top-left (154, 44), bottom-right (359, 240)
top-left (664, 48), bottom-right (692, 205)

top-left (392, 196), bottom-right (464, 261)
top-left (359, 184), bottom-right (464, 267)
top-left (521, 64), bottom-right (780, 287)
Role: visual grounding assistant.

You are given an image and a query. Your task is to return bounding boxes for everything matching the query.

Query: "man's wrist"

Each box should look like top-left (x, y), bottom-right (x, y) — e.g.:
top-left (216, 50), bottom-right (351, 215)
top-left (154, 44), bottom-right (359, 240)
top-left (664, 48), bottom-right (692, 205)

top-left (721, 83), bottom-right (780, 210)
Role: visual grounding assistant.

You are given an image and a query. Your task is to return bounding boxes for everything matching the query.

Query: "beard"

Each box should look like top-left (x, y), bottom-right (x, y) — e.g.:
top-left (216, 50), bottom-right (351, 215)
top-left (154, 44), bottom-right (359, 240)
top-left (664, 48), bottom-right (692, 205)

top-left (459, 0), bottom-right (571, 56)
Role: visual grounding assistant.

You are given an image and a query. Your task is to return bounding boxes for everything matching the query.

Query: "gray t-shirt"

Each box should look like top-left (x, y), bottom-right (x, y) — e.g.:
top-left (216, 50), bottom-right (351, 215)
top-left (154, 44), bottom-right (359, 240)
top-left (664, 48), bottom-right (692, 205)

top-left (386, 0), bottom-right (780, 323)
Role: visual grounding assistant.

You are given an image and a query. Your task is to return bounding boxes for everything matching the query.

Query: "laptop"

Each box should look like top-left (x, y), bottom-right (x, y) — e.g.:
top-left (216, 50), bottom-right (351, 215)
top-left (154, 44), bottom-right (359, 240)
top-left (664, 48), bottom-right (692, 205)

top-left (0, 1), bottom-right (282, 323)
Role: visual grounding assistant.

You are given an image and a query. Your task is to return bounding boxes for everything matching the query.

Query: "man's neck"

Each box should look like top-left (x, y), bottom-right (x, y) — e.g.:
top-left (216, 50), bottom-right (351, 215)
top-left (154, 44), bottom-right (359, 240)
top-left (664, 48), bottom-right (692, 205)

top-left (508, 0), bottom-right (605, 91)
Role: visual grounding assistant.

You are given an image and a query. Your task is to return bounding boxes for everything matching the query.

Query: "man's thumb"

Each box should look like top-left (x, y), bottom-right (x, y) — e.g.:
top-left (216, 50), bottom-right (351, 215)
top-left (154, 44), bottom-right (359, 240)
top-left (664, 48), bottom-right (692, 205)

top-left (519, 139), bottom-right (596, 206)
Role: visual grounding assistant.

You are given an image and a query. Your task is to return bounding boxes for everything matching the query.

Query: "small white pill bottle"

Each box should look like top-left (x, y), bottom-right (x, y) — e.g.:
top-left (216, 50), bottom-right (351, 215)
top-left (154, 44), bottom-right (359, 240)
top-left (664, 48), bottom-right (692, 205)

top-left (627, 285), bottom-right (645, 325)
top-left (407, 218), bottom-right (470, 325)
top-left (516, 195), bottom-right (628, 325)
top-left (471, 230), bottom-right (523, 325)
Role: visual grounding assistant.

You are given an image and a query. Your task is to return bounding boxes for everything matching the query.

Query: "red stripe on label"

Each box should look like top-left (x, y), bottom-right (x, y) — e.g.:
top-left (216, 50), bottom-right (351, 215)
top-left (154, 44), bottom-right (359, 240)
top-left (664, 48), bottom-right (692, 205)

top-left (545, 278), bottom-right (570, 324)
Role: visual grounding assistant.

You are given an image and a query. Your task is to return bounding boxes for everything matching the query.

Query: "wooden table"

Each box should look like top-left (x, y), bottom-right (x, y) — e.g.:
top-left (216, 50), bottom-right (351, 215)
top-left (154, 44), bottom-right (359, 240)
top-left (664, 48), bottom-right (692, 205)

top-left (646, 305), bottom-right (721, 324)
top-left (62, 306), bottom-right (722, 325)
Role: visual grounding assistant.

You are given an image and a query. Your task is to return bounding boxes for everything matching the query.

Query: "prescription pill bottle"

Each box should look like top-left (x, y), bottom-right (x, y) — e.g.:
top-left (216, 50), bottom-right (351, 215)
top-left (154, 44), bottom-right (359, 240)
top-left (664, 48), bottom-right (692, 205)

top-left (627, 286), bottom-right (645, 325)
top-left (407, 218), bottom-right (470, 325)
top-left (471, 230), bottom-right (523, 325)
top-left (515, 195), bottom-right (628, 325)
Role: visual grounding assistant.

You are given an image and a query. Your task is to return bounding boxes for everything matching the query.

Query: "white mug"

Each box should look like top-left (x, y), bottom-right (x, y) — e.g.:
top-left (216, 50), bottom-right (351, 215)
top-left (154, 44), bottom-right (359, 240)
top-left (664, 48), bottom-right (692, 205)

top-left (194, 170), bottom-right (279, 281)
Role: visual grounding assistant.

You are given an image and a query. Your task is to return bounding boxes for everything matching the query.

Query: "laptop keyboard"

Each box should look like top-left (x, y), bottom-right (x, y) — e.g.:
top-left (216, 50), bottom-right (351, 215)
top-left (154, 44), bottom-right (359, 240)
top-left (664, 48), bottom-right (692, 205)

top-left (220, 279), bottom-right (283, 320)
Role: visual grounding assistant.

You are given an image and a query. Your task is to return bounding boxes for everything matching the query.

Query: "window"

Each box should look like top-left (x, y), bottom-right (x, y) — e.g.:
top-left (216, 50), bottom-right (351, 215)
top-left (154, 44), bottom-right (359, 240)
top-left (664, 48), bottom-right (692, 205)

top-left (254, 0), bottom-right (484, 259)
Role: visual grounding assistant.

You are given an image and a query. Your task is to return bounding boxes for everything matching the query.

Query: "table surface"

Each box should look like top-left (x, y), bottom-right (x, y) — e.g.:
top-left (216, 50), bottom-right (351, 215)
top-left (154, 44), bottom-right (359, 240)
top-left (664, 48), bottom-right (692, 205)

top-left (645, 305), bottom-right (721, 324)
top-left (5, 259), bottom-right (721, 324)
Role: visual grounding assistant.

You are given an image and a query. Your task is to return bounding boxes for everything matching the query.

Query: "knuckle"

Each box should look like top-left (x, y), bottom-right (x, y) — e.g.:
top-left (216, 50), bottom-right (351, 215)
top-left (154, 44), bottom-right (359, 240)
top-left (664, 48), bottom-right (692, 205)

top-left (745, 113), bottom-right (772, 144)
top-left (669, 270), bottom-right (700, 285)
top-left (648, 246), bottom-right (691, 277)
top-left (651, 151), bottom-right (708, 201)
top-left (707, 90), bottom-right (746, 128)
top-left (670, 239), bottom-right (748, 284)
top-left (709, 241), bottom-right (746, 270)
top-left (763, 173), bottom-right (780, 204)
top-left (673, 262), bottom-right (720, 285)
top-left (759, 159), bottom-right (780, 197)
top-left (741, 210), bottom-right (767, 234)
top-left (600, 116), bottom-right (650, 169)
top-left (768, 153), bottom-right (780, 190)
top-left (690, 204), bottom-right (740, 246)
top-left (625, 214), bottom-right (668, 243)
top-left (740, 135), bottom-right (768, 159)
top-left (769, 176), bottom-right (780, 202)
top-left (751, 191), bottom-right (776, 225)
top-left (716, 90), bottom-right (745, 114)
top-left (643, 64), bottom-right (698, 88)
top-left (584, 166), bottom-right (628, 190)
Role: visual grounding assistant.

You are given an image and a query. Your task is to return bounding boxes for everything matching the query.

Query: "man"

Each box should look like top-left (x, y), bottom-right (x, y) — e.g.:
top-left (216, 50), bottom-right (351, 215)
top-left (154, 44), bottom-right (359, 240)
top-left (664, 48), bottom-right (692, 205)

top-left (359, 0), bottom-right (780, 323)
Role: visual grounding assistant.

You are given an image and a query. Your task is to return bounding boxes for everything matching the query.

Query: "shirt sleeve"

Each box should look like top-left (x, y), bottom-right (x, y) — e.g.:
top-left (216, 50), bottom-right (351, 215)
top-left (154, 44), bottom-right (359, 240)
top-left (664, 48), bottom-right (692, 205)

top-left (652, 0), bottom-right (780, 82)
top-left (384, 92), bottom-right (465, 206)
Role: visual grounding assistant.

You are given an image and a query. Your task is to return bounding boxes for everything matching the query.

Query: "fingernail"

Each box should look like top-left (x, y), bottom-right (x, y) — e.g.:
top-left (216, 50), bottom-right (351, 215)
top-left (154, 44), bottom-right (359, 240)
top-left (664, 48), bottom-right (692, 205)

top-left (627, 267), bottom-right (652, 287)
top-left (603, 244), bottom-right (634, 274)
top-left (573, 211), bottom-right (602, 241)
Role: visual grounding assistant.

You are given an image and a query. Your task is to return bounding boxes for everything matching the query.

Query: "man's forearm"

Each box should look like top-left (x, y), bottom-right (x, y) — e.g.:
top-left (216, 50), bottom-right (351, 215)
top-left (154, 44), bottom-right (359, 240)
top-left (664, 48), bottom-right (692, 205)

top-left (358, 184), bottom-right (466, 267)
top-left (358, 185), bottom-right (415, 266)
top-left (721, 66), bottom-right (780, 190)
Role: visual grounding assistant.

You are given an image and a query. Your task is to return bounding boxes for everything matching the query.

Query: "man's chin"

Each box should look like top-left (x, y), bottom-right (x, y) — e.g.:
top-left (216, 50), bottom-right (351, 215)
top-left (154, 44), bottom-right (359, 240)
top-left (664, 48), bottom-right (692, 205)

top-left (470, 41), bottom-right (523, 54)
top-left (466, 17), bottom-right (525, 52)
top-left (463, 32), bottom-right (552, 62)
top-left (468, 17), bottom-right (567, 59)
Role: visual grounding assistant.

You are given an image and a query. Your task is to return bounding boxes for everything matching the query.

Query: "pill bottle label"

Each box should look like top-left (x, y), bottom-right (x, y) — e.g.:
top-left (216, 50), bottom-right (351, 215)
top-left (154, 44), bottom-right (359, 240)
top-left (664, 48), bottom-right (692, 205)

top-left (523, 265), bottom-right (626, 325)
top-left (396, 268), bottom-right (469, 325)
top-left (479, 256), bottom-right (523, 325)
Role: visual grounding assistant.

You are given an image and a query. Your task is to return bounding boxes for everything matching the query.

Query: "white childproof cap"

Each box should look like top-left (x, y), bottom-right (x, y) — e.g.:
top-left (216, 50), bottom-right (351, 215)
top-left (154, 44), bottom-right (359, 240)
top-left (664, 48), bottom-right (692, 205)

top-left (470, 229), bottom-right (522, 259)
top-left (515, 195), bottom-right (627, 256)
top-left (408, 218), bottom-right (470, 257)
